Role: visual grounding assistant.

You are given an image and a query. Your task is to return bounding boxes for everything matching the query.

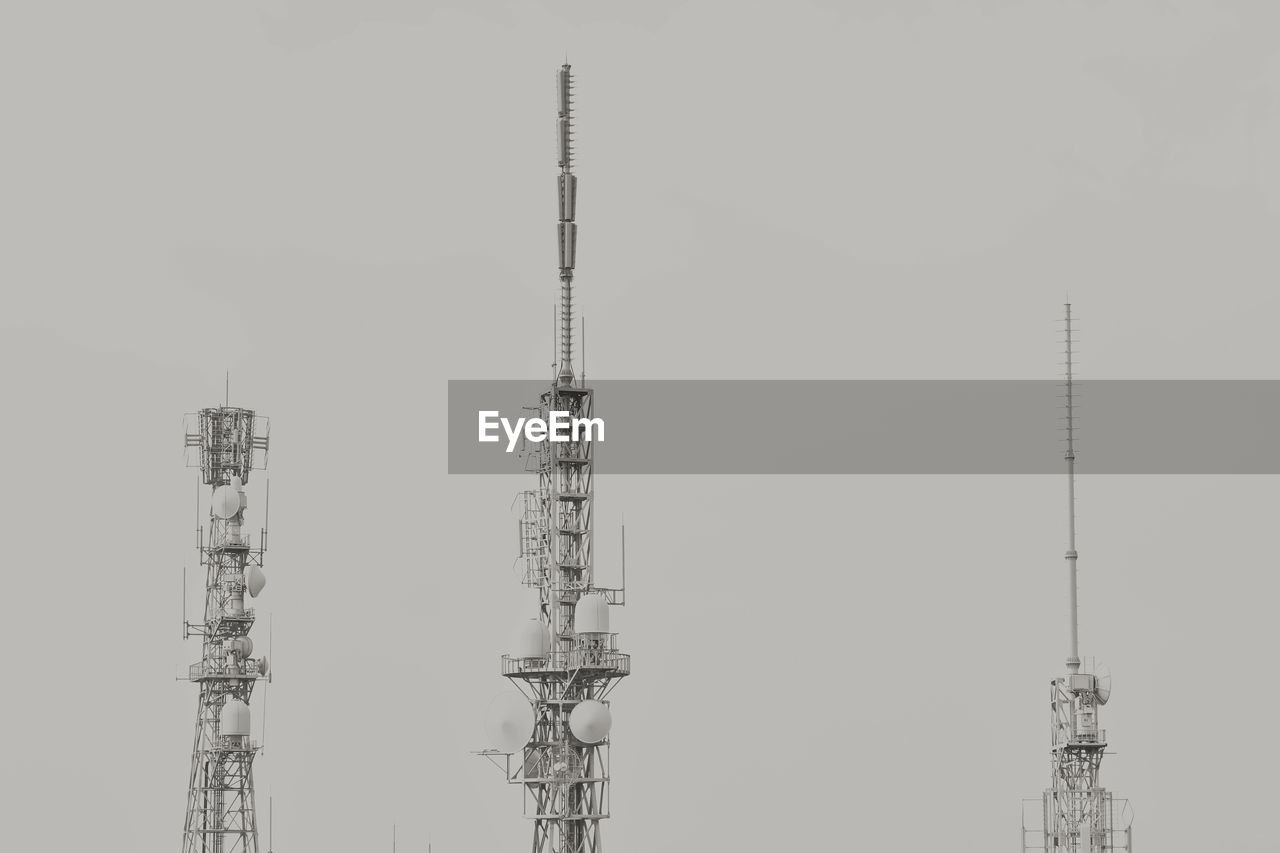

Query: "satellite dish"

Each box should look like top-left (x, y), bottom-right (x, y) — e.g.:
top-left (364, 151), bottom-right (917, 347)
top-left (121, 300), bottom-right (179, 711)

top-left (230, 636), bottom-right (254, 658)
top-left (212, 485), bottom-right (242, 520)
top-left (1094, 662), bottom-right (1112, 705)
top-left (486, 692), bottom-right (535, 754)
top-left (568, 699), bottom-right (612, 744)
top-left (258, 656), bottom-right (269, 678)
top-left (247, 565), bottom-right (266, 598)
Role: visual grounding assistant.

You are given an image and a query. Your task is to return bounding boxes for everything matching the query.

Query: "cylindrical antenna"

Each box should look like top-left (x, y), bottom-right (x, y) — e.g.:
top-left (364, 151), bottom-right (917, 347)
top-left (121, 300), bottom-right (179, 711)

top-left (263, 478), bottom-right (271, 552)
top-left (261, 654), bottom-right (270, 750)
top-left (556, 63), bottom-right (578, 386)
top-left (1064, 303), bottom-right (1080, 674)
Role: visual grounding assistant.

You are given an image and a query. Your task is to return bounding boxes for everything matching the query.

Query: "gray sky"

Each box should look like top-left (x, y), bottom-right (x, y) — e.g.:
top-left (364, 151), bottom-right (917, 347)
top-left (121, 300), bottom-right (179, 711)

top-left (2, 1), bottom-right (1279, 850)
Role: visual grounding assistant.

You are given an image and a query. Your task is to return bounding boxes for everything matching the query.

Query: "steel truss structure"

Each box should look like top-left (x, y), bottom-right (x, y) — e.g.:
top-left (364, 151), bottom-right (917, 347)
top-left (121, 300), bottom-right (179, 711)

top-left (480, 63), bottom-right (630, 853)
top-left (1022, 306), bottom-right (1132, 853)
top-left (181, 405), bottom-right (271, 853)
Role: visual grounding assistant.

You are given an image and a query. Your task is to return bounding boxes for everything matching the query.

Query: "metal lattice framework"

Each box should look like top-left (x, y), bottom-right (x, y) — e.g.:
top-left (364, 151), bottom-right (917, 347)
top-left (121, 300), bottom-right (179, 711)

top-left (181, 406), bottom-right (271, 853)
top-left (479, 63), bottom-right (630, 853)
top-left (1022, 306), bottom-right (1132, 853)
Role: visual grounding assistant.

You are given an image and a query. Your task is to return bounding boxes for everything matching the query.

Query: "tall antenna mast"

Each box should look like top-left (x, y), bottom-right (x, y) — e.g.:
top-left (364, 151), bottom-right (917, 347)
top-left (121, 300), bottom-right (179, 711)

top-left (180, 400), bottom-right (273, 853)
top-left (1021, 304), bottom-right (1132, 853)
top-left (556, 62), bottom-right (578, 386)
top-left (1064, 303), bottom-right (1080, 675)
top-left (478, 62), bottom-right (631, 853)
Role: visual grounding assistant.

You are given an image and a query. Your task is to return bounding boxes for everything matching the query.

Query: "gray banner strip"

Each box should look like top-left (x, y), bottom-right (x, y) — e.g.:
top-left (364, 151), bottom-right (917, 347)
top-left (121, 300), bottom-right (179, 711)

top-left (447, 380), bottom-right (1280, 474)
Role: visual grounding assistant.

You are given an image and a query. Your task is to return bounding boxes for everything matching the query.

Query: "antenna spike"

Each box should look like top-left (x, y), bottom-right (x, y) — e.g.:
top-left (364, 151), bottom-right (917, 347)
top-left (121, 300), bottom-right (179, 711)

top-left (556, 62), bottom-right (578, 386)
top-left (1063, 302), bottom-right (1080, 674)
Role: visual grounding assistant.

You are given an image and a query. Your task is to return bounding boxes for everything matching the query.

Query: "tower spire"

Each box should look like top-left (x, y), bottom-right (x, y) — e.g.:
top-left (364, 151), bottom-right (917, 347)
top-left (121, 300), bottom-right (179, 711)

top-left (1064, 303), bottom-right (1080, 674)
top-left (556, 63), bottom-right (578, 386)
top-left (1022, 303), bottom-right (1132, 852)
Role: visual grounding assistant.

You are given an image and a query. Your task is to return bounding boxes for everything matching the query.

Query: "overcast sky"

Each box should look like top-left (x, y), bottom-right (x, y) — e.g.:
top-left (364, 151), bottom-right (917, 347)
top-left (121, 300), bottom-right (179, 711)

top-left (3, 1), bottom-right (1280, 851)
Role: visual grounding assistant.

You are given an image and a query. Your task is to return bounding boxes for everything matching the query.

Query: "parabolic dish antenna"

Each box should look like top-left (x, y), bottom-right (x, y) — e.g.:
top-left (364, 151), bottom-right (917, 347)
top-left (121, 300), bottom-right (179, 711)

top-left (230, 636), bottom-right (254, 658)
top-left (1094, 662), bottom-right (1112, 705)
top-left (486, 692), bottom-right (535, 754)
top-left (257, 656), bottom-right (269, 677)
top-left (568, 699), bottom-right (612, 744)
top-left (212, 485), bottom-right (242, 520)
top-left (247, 565), bottom-right (266, 598)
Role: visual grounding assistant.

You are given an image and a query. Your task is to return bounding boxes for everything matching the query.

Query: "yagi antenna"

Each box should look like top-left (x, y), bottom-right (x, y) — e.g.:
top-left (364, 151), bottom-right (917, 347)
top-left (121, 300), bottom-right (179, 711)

top-left (1063, 303), bottom-right (1080, 674)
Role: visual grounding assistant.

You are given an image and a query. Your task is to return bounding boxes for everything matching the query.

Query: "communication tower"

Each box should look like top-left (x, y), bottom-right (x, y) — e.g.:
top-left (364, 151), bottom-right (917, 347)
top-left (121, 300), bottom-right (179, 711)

top-left (479, 64), bottom-right (631, 853)
top-left (180, 402), bottom-right (272, 853)
top-left (1022, 305), bottom-right (1133, 852)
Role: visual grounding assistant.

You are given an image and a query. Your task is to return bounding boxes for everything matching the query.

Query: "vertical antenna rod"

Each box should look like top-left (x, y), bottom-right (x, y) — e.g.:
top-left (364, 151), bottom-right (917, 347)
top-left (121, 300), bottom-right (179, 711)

top-left (1063, 303), bottom-right (1080, 674)
top-left (556, 63), bottom-right (578, 386)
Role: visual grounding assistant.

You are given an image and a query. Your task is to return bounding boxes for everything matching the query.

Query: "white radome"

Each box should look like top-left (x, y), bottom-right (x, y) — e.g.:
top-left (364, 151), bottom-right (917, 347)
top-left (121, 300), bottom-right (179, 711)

top-left (247, 565), bottom-right (266, 598)
top-left (212, 485), bottom-right (242, 520)
top-left (510, 619), bottom-right (551, 659)
top-left (257, 656), bottom-right (269, 678)
top-left (568, 699), bottom-right (612, 743)
top-left (486, 692), bottom-right (535, 754)
top-left (219, 699), bottom-right (251, 737)
top-left (574, 594), bottom-right (610, 635)
top-left (230, 636), bottom-right (254, 658)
